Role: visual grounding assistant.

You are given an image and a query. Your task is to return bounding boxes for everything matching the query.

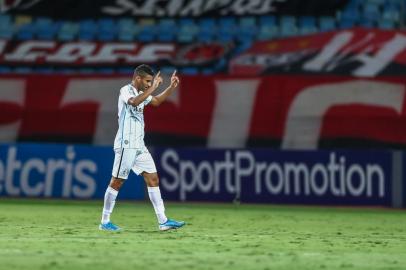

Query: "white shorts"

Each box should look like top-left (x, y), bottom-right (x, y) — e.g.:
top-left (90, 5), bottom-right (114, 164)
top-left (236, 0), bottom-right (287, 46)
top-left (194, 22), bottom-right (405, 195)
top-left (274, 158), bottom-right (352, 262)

top-left (111, 148), bottom-right (157, 179)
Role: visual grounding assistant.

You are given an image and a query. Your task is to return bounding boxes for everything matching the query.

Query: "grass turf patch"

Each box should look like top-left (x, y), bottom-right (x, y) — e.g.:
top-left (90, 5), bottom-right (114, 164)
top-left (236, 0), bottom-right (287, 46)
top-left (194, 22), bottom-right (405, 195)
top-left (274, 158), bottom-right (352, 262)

top-left (0, 199), bottom-right (405, 270)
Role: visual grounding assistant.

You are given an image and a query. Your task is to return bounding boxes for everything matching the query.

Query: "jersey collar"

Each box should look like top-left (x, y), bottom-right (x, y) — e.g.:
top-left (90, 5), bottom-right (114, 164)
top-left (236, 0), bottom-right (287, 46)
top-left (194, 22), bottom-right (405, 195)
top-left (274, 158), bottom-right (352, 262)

top-left (129, 83), bottom-right (139, 94)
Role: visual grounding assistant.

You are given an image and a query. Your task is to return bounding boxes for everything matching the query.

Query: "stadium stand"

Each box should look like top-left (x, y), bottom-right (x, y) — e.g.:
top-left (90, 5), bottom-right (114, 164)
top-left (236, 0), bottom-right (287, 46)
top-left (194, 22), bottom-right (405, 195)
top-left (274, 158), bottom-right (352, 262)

top-left (0, 0), bottom-right (404, 74)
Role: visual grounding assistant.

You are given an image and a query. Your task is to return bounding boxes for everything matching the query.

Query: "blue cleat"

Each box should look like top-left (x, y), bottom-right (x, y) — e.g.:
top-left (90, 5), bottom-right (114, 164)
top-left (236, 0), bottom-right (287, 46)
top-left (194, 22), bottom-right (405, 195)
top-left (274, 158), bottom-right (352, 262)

top-left (159, 218), bottom-right (186, 231)
top-left (99, 222), bottom-right (122, 232)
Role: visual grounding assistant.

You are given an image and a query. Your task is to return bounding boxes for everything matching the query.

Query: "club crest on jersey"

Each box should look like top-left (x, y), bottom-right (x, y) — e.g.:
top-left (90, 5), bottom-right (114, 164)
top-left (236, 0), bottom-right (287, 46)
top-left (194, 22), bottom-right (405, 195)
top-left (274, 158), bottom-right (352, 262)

top-left (121, 169), bottom-right (129, 177)
top-left (130, 106), bottom-right (143, 113)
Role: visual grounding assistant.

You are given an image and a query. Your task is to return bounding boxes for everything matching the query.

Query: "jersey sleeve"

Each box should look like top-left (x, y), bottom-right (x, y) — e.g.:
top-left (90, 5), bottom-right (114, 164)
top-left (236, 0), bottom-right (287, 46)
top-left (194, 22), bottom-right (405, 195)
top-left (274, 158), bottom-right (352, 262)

top-left (120, 86), bottom-right (135, 104)
top-left (143, 95), bottom-right (153, 106)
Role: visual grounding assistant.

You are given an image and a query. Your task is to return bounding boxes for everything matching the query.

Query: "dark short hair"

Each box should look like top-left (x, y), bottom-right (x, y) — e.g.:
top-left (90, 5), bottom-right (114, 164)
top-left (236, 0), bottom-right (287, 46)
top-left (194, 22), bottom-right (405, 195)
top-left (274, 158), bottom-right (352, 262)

top-left (134, 64), bottom-right (155, 77)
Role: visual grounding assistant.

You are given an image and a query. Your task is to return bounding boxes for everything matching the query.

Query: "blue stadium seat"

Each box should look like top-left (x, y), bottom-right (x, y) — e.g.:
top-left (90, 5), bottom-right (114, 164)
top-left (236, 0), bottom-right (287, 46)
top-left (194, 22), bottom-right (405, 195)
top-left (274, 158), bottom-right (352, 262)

top-left (298, 16), bottom-right (317, 35)
top-left (57, 21), bottom-right (78, 41)
top-left (157, 18), bottom-right (176, 42)
top-left (338, 5), bottom-right (359, 28)
top-left (197, 18), bottom-right (216, 42)
top-left (237, 17), bottom-right (257, 42)
top-left (117, 18), bottom-right (137, 42)
top-left (36, 17), bottom-right (60, 40)
top-left (78, 19), bottom-right (97, 41)
top-left (136, 19), bottom-right (157, 42)
top-left (217, 17), bottom-right (237, 42)
top-left (339, 6), bottom-right (360, 23)
top-left (177, 18), bottom-right (198, 43)
top-left (280, 16), bottom-right (298, 37)
top-left (319, 16), bottom-right (336, 32)
top-left (240, 17), bottom-right (257, 27)
top-left (0, 14), bottom-right (14, 39)
top-left (137, 25), bottom-right (156, 42)
top-left (363, 3), bottom-right (381, 22)
top-left (259, 16), bottom-right (277, 25)
top-left (339, 19), bottom-right (355, 29)
top-left (219, 16), bottom-right (236, 27)
top-left (16, 24), bottom-right (36, 40)
top-left (258, 16), bottom-right (278, 40)
top-left (382, 3), bottom-right (400, 22)
top-left (280, 16), bottom-right (296, 25)
top-left (97, 18), bottom-right (117, 41)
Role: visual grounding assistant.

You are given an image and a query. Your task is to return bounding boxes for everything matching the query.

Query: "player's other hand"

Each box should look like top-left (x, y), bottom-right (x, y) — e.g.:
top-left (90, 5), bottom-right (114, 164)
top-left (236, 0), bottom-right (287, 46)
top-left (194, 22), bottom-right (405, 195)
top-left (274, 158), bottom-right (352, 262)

top-left (170, 70), bottom-right (179, 89)
top-left (152, 71), bottom-right (163, 90)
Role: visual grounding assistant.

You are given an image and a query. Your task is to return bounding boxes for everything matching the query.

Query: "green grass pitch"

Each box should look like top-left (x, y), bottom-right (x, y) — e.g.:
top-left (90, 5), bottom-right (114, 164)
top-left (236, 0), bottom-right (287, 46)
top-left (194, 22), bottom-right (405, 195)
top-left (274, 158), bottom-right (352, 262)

top-left (0, 199), bottom-right (405, 270)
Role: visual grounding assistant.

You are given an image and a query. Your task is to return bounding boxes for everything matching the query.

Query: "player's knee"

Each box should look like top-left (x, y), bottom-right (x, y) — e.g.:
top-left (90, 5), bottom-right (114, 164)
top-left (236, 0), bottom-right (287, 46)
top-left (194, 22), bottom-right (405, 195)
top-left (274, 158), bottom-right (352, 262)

top-left (110, 177), bottom-right (124, 190)
top-left (147, 175), bottom-right (159, 187)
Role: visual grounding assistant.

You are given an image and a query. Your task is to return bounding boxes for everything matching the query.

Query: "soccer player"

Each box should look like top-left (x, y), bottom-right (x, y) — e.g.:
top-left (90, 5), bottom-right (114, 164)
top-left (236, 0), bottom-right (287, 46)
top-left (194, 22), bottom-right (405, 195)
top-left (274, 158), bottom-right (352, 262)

top-left (99, 64), bottom-right (185, 232)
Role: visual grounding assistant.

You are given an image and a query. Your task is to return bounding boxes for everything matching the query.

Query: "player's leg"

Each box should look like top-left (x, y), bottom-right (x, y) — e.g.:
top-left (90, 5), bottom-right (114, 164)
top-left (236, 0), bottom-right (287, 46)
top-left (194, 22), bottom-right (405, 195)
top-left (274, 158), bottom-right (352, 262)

top-left (100, 148), bottom-right (135, 231)
top-left (142, 172), bottom-right (167, 224)
top-left (142, 172), bottom-right (185, 231)
top-left (133, 151), bottom-right (185, 231)
top-left (132, 154), bottom-right (167, 224)
top-left (100, 176), bottom-right (124, 229)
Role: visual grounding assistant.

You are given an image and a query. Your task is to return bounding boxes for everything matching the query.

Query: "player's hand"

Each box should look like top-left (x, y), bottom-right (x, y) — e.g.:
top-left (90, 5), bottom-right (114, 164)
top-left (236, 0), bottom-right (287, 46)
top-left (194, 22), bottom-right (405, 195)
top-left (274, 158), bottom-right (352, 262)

top-left (170, 70), bottom-right (179, 89)
top-left (152, 71), bottom-right (163, 90)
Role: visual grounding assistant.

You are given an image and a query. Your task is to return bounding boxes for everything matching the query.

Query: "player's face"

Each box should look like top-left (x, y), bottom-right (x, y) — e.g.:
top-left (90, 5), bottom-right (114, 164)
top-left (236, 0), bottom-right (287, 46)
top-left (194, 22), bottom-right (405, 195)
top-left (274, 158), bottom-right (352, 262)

top-left (137, 74), bottom-right (153, 91)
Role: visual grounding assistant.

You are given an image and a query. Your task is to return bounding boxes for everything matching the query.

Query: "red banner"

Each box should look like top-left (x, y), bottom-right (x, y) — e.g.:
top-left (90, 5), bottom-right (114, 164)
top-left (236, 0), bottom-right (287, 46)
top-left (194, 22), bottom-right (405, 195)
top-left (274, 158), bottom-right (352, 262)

top-left (1, 74), bottom-right (406, 149)
top-left (0, 40), bottom-right (231, 67)
top-left (230, 28), bottom-right (406, 77)
top-left (3, 28), bottom-right (406, 77)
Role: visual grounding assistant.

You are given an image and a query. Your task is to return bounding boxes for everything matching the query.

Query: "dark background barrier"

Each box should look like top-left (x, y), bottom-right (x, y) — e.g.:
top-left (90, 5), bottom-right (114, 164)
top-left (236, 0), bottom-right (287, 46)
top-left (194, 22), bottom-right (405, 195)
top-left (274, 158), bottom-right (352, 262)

top-left (2, 0), bottom-right (349, 19)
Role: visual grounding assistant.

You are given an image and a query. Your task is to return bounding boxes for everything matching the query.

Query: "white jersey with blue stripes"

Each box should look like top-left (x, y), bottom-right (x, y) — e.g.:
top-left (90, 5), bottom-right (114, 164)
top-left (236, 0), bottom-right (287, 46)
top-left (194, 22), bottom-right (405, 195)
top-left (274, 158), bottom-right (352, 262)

top-left (113, 84), bottom-right (152, 150)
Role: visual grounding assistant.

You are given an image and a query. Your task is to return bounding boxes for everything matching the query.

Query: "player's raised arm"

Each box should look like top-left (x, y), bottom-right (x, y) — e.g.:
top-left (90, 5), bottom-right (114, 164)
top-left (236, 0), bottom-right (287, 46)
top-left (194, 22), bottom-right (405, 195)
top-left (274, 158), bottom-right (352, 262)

top-left (127, 71), bottom-right (162, 107)
top-left (150, 70), bottom-right (180, 107)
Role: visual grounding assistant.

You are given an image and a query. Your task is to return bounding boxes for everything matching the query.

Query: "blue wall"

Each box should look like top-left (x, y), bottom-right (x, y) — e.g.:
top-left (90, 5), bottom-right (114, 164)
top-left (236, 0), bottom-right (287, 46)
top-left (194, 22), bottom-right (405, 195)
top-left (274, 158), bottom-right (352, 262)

top-left (0, 143), bottom-right (144, 199)
top-left (154, 148), bottom-right (394, 206)
top-left (1, 143), bottom-right (403, 207)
